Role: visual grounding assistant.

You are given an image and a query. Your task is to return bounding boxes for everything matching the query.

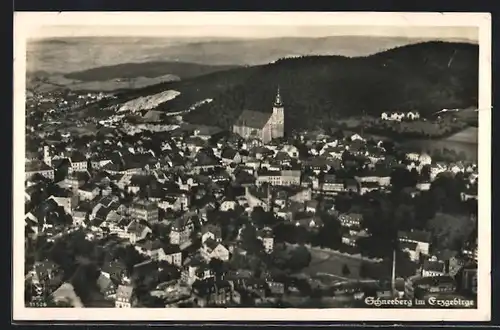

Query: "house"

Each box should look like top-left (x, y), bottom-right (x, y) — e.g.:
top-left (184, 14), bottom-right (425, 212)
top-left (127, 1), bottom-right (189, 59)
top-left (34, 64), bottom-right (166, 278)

top-left (47, 191), bottom-right (77, 215)
top-left (430, 163), bottom-right (448, 180)
top-left (115, 285), bottom-right (135, 308)
top-left (289, 188), bottom-right (312, 203)
top-left (51, 282), bottom-right (83, 307)
top-left (350, 133), bottom-right (364, 141)
top-left (342, 228), bottom-right (369, 247)
top-left (274, 151), bottom-right (292, 165)
top-left (418, 153), bottom-right (432, 166)
top-left (25, 217), bottom-right (38, 238)
top-left (461, 185), bottom-right (478, 201)
top-left (101, 260), bottom-right (128, 285)
top-left (344, 179), bottom-right (359, 194)
top-left (90, 155), bottom-right (113, 169)
top-left (181, 257), bottom-right (215, 285)
top-left (280, 144), bottom-right (299, 159)
top-left (398, 230), bottom-right (431, 260)
top-left (78, 183), bottom-right (100, 201)
top-left (321, 174), bottom-right (345, 194)
top-left (135, 240), bottom-right (183, 267)
top-left (220, 199), bottom-right (238, 212)
top-left (97, 272), bottom-right (117, 299)
top-left (293, 214), bottom-right (324, 229)
top-left (359, 182), bottom-right (381, 195)
top-left (404, 275), bottom-right (456, 300)
top-left (355, 168), bottom-right (391, 186)
top-left (339, 213), bottom-right (363, 228)
top-left (267, 281), bottom-right (285, 296)
top-left (25, 161), bottom-right (54, 180)
top-left (201, 224), bottom-right (222, 244)
top-left (421, 257), bottom-right (447, 277)
top-left (170, 216), bottom-right (195, 246)
top-left (192, 279), bottom-right (234, 307)
top-left (305, 200), bottom-right (319, 213)
top-left (29, 260), bottom-right (59, 285)
top-left (400, 241), bottom-right (420, 262)
top-left (185, 136), bottom-right (207, 154)
top-left (70, 152), bottom-right (88, 172)
top-left (406, 111), bottom-right (420, 120)
top-left (245, 186), bottom-right (271, 212)
top-left (125, 220), bottom-right (152, 244)
top-left (416, 182), bottom-right (431, 191)
top-left (458, 262), bottom-right (477, 295)
top-left (406, 152), bottom-right (420, 162)
top-left (159, 193), bottom-right (189, 212)
top-left (257, 228), bottom-right (274, 253)
top-left (220, 147), bottom-right (241, 165)
top-left (130, 199), bottom-right (159, 224)
top-left (200, 238), bottom-right (230, 262)
top-left (256, 169), bottom-right (301, 187)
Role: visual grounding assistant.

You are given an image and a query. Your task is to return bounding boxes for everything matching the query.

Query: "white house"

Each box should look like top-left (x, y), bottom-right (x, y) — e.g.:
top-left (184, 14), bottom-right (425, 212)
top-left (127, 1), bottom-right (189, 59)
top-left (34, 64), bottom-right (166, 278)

top-left (200, 239), bottom-right (230, 262)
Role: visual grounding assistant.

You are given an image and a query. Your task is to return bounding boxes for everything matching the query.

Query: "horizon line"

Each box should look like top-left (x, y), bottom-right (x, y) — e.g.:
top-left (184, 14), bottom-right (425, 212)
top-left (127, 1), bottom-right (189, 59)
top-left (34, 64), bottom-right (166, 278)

top-left (29, 34), bottom-right (479, 43)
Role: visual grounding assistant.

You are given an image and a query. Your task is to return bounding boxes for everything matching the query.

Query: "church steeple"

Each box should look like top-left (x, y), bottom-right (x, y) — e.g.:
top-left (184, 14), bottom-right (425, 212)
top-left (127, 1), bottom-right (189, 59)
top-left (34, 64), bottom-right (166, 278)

top-left (274, 86), bottom-right (282, 107)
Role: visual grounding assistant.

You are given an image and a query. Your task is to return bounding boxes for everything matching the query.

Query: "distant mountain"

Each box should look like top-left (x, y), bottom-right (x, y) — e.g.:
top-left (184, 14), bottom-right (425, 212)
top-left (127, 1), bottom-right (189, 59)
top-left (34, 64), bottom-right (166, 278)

top-left (27, 35), bottom-right (476, 74)
top-left (63, 62), bottom-right (239, 81)
top-left (107, 41), bottom-right (478, 131)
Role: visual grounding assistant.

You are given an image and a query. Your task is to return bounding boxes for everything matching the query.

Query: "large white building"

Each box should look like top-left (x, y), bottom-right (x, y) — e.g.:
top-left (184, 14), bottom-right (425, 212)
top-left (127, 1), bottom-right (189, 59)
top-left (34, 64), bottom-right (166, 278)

top-left (232, 87), bottom-right (285, 144)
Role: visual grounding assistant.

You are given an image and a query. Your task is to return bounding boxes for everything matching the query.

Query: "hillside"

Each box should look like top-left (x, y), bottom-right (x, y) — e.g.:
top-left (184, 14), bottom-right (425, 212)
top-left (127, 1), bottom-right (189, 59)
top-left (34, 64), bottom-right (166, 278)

top-left (63, 61), bottom-right (239, 81)
top-left (27, 35), bottom-right (455, 73)
top-left (108, 41), bottom-right (478, 130)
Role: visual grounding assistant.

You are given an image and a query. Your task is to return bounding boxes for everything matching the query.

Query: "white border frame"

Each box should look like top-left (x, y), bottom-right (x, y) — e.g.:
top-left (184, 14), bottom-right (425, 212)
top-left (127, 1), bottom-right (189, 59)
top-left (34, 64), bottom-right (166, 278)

top-left (13, 11), bottom-right (492, 322)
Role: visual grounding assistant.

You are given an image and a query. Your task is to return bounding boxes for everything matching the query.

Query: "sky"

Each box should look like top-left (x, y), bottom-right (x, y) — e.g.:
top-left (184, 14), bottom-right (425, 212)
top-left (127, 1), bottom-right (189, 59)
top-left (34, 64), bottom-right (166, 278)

top-left (30, 25), bottom-right (478, 43)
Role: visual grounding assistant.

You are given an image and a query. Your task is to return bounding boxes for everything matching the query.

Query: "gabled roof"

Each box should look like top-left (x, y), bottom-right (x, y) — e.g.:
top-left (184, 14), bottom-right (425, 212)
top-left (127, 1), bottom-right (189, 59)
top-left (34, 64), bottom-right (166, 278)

top-left (221, 147), bottom-right (238, 160)
top-left (204, 238), bottom-right (220, 251)
top-left (101, 260), bottom-right (126, 276)
top-left (398, 230), bottom-right (431, 243)
top-left (202, 224), bottom-right (222, 238)
top-left (423, 259), bottom-right (446, 272)
top-left (97, 273), bottom-right (115, 292)
top-left (116, 285), bottom-right (134, 299)
top-left (70, 152), bottom-right (87, 163)
top-left (26, 161), bottom-right (52, 172)
top-left (234, 110), bottom-right (272, 129)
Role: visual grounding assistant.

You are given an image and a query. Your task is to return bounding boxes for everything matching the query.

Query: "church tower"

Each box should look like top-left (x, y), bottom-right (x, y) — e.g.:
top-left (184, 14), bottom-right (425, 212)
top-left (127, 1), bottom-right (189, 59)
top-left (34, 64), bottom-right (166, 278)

top-left (271, 86), bottom-right (285, 139)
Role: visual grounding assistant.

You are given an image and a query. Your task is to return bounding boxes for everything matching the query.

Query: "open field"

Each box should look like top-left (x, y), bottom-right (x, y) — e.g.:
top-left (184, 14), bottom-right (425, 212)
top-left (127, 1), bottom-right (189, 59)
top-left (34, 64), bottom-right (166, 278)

top-left (403, 126), bottom-right (478, 161)
top-left (301, 247), bottom-right (364, 280)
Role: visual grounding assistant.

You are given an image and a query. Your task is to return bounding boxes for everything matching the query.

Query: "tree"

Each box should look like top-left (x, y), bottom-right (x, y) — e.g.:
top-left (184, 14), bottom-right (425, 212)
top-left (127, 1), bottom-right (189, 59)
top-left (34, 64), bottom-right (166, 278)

top-left (287, 246), bottom-right (312, 272)
top-left (359, 262), bottom-right (370, 279)
top-left (426, 212), bottom-right (474, 252)
top-left (113, 245), bottom-right (147, 275)
top-left (312, 212), bottom-right (342, 249)
top-left (240, 225), bottom-right (264, 255)
top-left (208, 258), bottom-right (225, 278)
top-left (342, 264), bottom-right (351, 277)
top-left (420, 165), bottom-right (432, 182)
top-left (251, 207), bottom-right (277, 228)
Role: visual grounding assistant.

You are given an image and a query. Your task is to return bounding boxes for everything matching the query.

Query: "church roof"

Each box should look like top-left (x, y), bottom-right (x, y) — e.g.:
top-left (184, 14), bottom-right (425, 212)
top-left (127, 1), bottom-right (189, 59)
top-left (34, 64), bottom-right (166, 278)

top-left (234, 110), bottom-right (272, 129)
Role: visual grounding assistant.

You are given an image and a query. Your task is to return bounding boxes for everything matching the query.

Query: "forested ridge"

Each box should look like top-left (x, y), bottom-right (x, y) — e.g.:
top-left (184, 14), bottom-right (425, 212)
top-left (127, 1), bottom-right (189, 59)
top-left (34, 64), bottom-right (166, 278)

top-left (108, 41), bottom-right (478, 130)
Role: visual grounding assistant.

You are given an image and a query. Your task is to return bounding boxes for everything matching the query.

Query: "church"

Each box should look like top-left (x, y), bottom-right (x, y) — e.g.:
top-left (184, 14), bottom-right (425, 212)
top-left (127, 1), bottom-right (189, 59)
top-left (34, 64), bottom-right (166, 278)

top-left (232, 87), bottom-right (285, 144)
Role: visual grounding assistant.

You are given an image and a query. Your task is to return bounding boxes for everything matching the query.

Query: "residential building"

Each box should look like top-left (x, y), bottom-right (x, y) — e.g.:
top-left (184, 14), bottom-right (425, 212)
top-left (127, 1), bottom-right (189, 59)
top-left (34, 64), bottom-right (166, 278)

top-left (115, 285), bottom-right (135, 308)
top-left (170, 216), bottom-right (195, 246)
top-left (130, 199), bottom-right (159, 224)
top-left (25, 161), bottom-right (54, 180)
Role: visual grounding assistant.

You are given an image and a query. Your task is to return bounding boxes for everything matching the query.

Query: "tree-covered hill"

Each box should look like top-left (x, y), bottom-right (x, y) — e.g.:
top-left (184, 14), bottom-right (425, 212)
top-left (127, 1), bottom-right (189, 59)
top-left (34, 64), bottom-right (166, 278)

top-left (110, 41), bottom-right (478, 131)
top-left (64, 61), bottom-right (239, 81)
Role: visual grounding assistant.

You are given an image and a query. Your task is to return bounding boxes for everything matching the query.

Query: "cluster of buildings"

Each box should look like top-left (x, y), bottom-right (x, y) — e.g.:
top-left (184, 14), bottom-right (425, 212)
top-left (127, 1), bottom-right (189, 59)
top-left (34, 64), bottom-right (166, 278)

top-left (380, 111), bottom-right (421, 122)
top-left (24, 87), bottom-right (478, 308)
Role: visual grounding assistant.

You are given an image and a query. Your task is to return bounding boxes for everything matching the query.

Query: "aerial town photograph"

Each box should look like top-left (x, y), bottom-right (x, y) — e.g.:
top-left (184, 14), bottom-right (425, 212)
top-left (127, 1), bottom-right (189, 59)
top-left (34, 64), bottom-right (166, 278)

top-left (23, 22), bottom-right (479, 310)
